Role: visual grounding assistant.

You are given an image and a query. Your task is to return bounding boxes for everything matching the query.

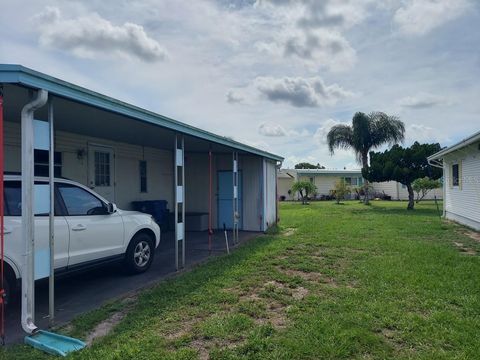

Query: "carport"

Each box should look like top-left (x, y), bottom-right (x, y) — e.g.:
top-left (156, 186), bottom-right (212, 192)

top-left (0, 64), bottom-right (282, 342)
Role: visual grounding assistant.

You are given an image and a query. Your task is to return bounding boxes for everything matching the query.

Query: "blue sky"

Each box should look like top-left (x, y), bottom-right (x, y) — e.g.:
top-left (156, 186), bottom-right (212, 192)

top-left (1, 0), bottom-right (479, 168)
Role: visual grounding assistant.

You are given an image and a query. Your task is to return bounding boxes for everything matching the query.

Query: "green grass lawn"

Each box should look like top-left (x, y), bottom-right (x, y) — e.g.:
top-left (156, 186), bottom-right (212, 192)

top-left (3, 201), bottom-right (480, 359)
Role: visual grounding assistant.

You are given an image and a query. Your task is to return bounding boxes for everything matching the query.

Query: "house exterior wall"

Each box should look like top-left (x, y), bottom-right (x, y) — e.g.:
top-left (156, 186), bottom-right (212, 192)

top-left (278, 177), bottom-right (294, 200)
top-left (443, 143), bottom-right (480, 230)
top-left (280, 169), bottom-right (442, 201)
top-left (4, 121), bottom-right (174, 210)
top-left (5, 121), bottom-right (270, 232)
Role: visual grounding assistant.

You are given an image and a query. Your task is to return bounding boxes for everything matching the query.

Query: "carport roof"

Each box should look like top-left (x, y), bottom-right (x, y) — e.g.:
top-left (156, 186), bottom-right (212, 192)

top-left (0, 64), bottom-right (283, 162)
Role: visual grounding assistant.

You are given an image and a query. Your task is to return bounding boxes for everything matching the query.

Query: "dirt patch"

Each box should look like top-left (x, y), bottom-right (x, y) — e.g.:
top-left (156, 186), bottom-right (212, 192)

top-left (165, 319), bottom-right (197, 340)
top-left (463, 230), bottom-right (480, 243)
top-left (276, 266), bottom-right (340, 288)
top-left (85, 311), bottom-right (126, 346)
top-left (453, 241), bottom-right (476, 255)
top-left (292, 287), bottom-right (309, 300)
top-left (190, 339), bottom-right (211, 360)
top-left (283, 228), bottom-right (297, 236)
top-left (84, 295), bottom-right (137, 346)
top-left (277, 266), bottom-right (323, 282)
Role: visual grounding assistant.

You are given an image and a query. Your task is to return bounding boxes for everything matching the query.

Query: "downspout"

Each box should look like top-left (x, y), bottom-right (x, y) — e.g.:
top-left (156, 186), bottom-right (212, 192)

top-left (428, 158), bottom-right (446, 217)
top-left (21, 89), bottom-right (48, 334)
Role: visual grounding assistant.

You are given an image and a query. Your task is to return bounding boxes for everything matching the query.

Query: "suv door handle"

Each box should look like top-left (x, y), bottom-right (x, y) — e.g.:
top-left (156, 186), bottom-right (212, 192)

top-left (72, 224), bottom-right (87, 231)
top-left (3, 227), bottom-right (12, 234)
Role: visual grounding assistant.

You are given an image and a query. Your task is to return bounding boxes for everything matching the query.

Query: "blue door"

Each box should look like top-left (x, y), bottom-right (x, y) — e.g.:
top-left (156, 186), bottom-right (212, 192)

top-left (217, 171), bottom-right (242, 229)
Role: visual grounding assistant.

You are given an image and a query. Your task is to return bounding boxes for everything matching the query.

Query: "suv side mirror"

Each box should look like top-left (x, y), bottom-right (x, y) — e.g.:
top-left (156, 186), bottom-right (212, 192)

top-left (107, 202), bottom-right (116, 214)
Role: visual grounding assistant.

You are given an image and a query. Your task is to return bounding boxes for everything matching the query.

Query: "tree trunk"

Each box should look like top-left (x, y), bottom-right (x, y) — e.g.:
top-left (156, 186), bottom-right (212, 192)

top-left (361, 152), bottom-right (370, 205)
top-left (407, 183), bottom-right (415, 210)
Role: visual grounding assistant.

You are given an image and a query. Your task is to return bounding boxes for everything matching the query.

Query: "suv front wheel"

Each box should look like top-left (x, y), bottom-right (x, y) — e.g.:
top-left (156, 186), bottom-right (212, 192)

top-left (125, 233), bottom-right (155, 274)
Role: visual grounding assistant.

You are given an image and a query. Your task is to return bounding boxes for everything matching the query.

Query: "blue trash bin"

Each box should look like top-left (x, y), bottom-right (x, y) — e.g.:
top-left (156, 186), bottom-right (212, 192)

top-left (132, 200), bottom-right (169, 231)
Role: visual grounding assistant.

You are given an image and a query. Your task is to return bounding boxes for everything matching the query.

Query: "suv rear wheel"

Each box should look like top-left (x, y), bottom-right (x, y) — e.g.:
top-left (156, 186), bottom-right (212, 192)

top-left (125, 233), bottom-right (155, 274)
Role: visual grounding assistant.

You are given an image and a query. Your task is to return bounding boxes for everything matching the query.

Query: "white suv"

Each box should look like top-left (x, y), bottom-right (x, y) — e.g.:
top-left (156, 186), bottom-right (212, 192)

top-left (3, 174), bottom-right (161, 303)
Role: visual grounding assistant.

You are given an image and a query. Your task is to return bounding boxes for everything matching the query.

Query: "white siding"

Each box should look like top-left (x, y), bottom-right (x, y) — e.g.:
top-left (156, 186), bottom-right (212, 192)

top-left (264, 159), bottom-right (277, 229)
top-left (443, 143), bottom-right (480, 230)
top-left (242, 156), bottom-right (263, 231)
top-left (5, 121), bottom-right (174, 210)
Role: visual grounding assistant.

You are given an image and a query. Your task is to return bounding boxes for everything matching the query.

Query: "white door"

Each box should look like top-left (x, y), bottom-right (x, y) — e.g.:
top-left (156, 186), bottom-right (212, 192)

top-left (88, 144), bottom-right (115, 202)
top-left (56, 183), bottom-right (125, 266)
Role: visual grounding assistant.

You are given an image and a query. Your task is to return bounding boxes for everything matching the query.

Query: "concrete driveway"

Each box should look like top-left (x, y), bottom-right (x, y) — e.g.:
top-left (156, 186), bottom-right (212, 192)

top-left (4, 230), bottom-right (259, 344)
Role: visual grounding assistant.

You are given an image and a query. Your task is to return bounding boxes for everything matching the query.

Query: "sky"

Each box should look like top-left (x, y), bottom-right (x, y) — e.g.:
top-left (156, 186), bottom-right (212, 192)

top-left (1, 0), bottom-right (479, 169)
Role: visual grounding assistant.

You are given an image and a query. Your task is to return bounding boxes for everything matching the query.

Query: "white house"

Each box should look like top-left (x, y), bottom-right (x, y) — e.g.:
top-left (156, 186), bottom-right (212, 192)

top-left (278, 169), bottom-right (443, 201)
top-left (428, 130), bottom-right (480, 231)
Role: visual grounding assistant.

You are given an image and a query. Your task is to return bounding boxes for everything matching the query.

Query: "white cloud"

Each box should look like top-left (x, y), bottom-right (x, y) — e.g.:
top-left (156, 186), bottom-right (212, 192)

top-left (406, 124), bottom-right (450, 144)
top-left (313, 118), bottom-right (343, 145)
top-left (398, 93), bottom-right (449, 109)
top-left (254, 76), bottom-right (353, 107)
top-left (258, 122), bottom-right (287, 137)
top-left (225, 89), bottom-right (245, 104)
top-left (32, 6), bottom-right (168, 62)
top-left (284, 29), bottom-right (356, 72)
top-left (394, 0), bottom-right (471, 36)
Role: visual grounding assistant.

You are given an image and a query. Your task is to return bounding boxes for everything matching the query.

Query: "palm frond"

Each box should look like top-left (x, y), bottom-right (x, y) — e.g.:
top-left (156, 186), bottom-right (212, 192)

top-left (368, 112), bottom-right (405, 149)
top-left (327, 124), bottom-right (354, 154)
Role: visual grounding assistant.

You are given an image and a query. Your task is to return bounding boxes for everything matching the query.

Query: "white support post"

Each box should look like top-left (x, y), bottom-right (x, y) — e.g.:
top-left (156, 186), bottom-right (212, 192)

top-left (174, 135), bottom-right (185, 270)
top-left (262, 158), bottom-right (267, 232)
top-left (48, 99), bottom-right (55, 327)
top-left (232, 152), bottom-right (239, 244)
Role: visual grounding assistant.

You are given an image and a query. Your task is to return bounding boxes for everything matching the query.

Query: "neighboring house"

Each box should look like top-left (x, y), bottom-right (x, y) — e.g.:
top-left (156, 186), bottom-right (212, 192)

top-left (428, 130), bottom-right (480, 231)
top-left (278, 169), bottom-right (442, 201)
top-left (278, 169), bottom-right (296, 200)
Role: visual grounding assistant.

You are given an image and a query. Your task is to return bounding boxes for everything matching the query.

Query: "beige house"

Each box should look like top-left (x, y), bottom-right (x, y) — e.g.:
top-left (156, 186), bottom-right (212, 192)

top-left (278, 169), bottom-right (443, 201)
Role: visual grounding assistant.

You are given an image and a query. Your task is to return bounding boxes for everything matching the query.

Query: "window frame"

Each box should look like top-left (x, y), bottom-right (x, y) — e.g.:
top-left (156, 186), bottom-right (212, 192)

top-left (451, 163), bottom-right (460, 187)
top-left (56, 183), bottom-right (109, 216)
top-left (34, 149), bottom-right (62, 177)
top-left (94, 150), bottom-right (111, 187)
top-left (139, 160), bottom-right (147, 193)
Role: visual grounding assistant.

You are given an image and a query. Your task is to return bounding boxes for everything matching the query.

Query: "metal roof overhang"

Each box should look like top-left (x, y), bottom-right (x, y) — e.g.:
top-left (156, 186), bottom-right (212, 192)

top-left (0, 64), bottom-right (283, 161)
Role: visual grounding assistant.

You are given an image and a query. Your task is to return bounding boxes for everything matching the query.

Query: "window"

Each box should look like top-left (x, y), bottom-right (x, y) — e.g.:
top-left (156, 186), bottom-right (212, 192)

top-left (4, 181), bottom-right (21, 216)
top-left (139, 160), bottom-right (147, 193)
top-left (34, 149), bottom-right (62, 177)
top-left (344, 177), bottom-right (352, 185)
top-left (358, 177), bottom-right (364, 186)
top-left (58, 184), bottom-right (107, 216)
top-left (94, 151), bottom-right (111, 186)
top-left (309, 177), bottom-right (314, 184)
top-left (452, 163), bottom-right (459, 186)
top-left (4, 181), bottom-right (60, 216)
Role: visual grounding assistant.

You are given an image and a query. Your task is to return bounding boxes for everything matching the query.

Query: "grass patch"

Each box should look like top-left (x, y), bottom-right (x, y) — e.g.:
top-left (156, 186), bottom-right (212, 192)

top-left (2, 200), bottom-right (479, 359)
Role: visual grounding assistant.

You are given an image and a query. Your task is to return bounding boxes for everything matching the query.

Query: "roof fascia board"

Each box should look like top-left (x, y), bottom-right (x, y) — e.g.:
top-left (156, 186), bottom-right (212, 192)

top-left (0, 64), bottom-right (283, 161)
top-left (428, 131), bottom-right (480, 161)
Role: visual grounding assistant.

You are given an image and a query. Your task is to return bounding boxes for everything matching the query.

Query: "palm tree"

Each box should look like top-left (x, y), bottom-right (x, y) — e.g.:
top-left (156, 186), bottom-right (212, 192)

top-left (327, 112), bottom-right (405, 204)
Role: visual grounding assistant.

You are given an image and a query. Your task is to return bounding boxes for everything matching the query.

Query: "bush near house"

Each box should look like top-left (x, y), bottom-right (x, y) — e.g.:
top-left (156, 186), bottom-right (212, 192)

top-left (331, 179), bottom-right (351, 204)
top-left (291, 181), bottom-right (317, 205)
top-left (412, 177), bottom-right (441, 203)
